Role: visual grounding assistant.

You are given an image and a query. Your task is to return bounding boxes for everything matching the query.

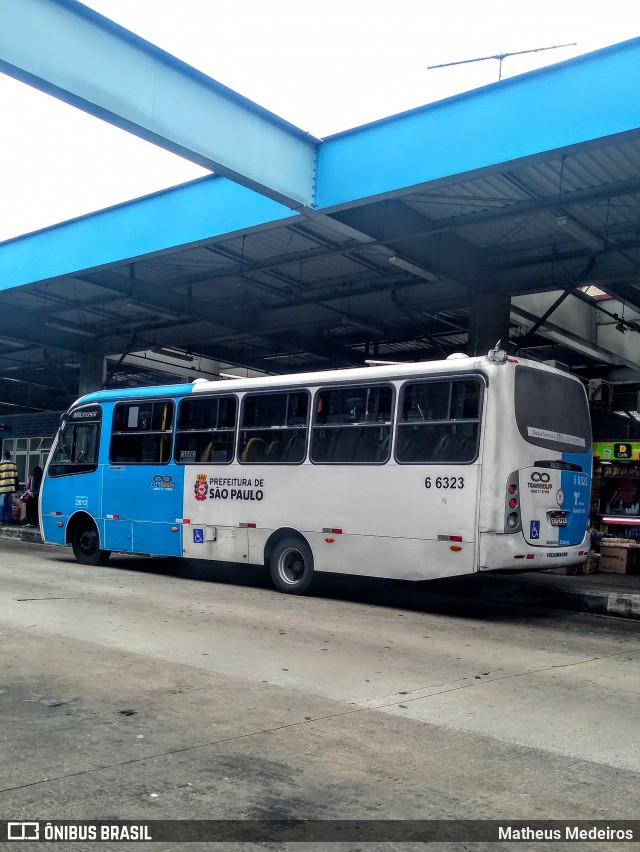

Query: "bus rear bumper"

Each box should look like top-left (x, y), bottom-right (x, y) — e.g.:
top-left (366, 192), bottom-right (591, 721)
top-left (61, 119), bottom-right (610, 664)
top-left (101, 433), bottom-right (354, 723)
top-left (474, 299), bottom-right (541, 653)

top-left (478, 531), bottom-right (590, 572)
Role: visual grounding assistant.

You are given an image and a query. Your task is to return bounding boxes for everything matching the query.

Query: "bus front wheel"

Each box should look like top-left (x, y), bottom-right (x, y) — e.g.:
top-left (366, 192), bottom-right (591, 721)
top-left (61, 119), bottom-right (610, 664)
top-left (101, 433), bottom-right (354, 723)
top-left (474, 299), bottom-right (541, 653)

top-left (71, 520), bottom-right (111, 566)
top-left (269, 536), bottom-right (314, 595)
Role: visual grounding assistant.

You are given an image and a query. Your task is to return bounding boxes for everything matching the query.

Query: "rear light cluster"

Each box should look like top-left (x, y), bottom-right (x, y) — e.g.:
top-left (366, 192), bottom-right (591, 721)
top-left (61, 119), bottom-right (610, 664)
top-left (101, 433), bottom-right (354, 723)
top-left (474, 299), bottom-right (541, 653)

top-left (505, 473), bottom-right (521, 532)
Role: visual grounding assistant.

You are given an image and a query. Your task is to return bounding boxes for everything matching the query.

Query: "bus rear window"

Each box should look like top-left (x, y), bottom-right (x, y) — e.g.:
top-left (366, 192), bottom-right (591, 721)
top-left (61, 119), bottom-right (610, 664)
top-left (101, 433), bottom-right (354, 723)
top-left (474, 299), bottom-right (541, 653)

top-left (514, 366), bottom-right (591, 453)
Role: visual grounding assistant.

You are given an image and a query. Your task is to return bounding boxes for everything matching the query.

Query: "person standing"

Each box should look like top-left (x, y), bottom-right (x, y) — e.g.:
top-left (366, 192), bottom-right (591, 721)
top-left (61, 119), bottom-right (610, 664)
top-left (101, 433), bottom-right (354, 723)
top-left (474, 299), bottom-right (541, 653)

top-left (0, 450), bottom-right (19, 525)
top-left (24, 465), bottom-right (43, 527)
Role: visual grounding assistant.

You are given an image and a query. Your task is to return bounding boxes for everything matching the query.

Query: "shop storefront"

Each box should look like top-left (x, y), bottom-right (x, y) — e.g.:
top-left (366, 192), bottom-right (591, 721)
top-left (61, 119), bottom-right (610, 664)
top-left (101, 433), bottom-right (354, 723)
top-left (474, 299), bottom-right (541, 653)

top-left (592, 441), bottom-right (640, 541)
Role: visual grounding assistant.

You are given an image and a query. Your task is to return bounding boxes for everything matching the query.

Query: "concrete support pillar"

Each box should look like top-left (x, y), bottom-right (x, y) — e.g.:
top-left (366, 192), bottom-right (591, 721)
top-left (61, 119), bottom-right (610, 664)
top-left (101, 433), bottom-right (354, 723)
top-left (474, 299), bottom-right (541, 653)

top-left (467, 293), bottom-right (511, 356)
top-left (78, 354), bottom-right (106, 397)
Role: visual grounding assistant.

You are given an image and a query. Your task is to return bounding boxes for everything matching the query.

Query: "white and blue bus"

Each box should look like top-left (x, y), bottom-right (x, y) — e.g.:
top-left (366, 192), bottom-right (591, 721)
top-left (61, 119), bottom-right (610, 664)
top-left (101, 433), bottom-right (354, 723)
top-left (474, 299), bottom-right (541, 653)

top-left (40, 350), bottom-right (592, 594)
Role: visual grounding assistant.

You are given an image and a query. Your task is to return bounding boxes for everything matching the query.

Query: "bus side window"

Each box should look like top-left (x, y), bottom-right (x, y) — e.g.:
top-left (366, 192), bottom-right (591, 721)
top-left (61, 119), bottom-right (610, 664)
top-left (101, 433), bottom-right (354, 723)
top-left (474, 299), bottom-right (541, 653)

top-left (239, 391), bottom-right (309, 464)
top-left (310, 384), bottom-right (393, 464)
top-left (396, 379), bottom-right (482, 464)
top-left (175, 396), bottom-right (237, 465)
top-left (110, 400), bottom-right (174, 465)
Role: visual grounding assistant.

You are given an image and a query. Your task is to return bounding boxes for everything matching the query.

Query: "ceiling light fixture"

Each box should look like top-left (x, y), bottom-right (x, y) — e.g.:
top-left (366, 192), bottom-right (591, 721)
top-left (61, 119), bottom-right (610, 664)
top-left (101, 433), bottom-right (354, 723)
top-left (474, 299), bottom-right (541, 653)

top-left (44, 320), bottom-right (95, 339)
top-left (388, 255), bottom-right (439, 282)
top-left (154, 346), bottom-right (194, 362)
top-left (556, 216), bottom-right (605, 252)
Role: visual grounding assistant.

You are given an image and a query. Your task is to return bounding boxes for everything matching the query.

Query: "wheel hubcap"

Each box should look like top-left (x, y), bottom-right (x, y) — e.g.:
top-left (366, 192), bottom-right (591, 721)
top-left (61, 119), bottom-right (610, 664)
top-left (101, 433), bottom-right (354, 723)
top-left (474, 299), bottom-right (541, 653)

top-left (79, 530), bottom-right (98, 556)
top-left (278, 547), bottom-right (305, 585)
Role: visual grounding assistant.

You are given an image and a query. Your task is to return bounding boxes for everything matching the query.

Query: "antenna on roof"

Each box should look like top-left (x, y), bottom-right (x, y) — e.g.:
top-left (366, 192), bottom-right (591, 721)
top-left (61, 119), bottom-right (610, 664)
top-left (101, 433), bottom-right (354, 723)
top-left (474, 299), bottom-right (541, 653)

top-left (428, 43), bottom-right (577, 81)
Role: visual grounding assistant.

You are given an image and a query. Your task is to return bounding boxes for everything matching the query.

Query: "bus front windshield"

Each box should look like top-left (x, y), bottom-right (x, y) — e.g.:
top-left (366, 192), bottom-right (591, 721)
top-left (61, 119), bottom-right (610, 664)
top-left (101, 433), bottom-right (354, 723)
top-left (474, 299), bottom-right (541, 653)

top-left (514, 366), bottom-right (591, 455)
top-left (48, 406), bottom-right (102, 476)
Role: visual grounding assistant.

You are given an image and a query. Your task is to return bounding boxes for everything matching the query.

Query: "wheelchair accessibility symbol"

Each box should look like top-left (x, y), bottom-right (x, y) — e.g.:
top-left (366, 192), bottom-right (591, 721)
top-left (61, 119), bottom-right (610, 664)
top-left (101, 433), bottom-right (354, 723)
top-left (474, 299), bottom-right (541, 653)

top-left (193, 528), bottom-right (204, 544)
top-left (530, 520), bottom-right (540, 540)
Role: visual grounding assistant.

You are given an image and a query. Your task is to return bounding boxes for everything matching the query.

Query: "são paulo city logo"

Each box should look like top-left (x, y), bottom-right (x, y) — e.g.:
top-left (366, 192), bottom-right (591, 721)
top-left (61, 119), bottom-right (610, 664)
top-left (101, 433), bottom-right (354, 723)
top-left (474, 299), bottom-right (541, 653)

top-left (194, 473), bottom-right (208, 501)
top-left (193, 474), bottom-right (265, 502)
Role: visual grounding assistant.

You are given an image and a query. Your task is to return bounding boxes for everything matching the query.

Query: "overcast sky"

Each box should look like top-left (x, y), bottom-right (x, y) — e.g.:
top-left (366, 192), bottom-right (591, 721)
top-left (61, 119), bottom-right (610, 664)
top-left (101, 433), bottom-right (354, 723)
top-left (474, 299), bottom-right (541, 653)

top-left (0, 0), bottom-right (638, 242)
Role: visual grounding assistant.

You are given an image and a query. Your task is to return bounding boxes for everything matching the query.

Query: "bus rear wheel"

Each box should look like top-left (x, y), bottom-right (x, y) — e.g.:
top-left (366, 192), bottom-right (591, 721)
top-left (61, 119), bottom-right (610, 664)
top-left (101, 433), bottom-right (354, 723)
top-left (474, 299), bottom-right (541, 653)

top-left (71, 520), bottom-right (111, 566)
top-left (269, 536), bottom-right (314, 595)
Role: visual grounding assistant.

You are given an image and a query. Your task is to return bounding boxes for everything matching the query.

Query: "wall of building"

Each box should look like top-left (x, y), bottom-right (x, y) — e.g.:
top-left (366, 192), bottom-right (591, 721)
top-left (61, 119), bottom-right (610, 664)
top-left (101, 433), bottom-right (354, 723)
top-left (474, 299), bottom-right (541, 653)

top-left (0, 411), bottom-right (63, 486)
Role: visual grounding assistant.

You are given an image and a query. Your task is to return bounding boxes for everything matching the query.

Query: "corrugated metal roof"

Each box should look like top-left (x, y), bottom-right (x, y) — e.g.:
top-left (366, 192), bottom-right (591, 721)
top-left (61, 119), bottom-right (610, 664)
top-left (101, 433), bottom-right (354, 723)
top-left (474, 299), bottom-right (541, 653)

top-left (4, 122), bottom-right (640, 411)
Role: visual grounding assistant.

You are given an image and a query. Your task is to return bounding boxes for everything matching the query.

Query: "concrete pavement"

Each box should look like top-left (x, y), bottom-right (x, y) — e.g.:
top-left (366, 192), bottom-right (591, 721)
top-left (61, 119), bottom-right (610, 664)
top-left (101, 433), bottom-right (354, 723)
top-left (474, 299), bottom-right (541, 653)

top-left (1, 535), bottom-right (639, 845)
top-left (2, 522), bottom-right (639, 621)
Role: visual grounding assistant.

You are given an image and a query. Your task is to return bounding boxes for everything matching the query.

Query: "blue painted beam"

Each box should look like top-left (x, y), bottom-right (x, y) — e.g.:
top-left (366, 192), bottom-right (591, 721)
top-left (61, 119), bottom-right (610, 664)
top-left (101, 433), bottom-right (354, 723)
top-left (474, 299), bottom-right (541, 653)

top-left (0, 176), bottom-right (295, 291)
top-left (0, 0), bottom-right (318, 209)
top-left (315, 38), bottom-right (640, 209)
top-left (3, 37), bottom-right (640, 294)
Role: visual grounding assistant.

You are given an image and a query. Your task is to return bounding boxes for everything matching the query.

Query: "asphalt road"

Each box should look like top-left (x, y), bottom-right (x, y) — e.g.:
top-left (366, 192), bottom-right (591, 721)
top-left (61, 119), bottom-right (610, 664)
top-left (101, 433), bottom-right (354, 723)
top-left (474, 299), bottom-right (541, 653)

top-left (1, 540), bottom-right (639, 850)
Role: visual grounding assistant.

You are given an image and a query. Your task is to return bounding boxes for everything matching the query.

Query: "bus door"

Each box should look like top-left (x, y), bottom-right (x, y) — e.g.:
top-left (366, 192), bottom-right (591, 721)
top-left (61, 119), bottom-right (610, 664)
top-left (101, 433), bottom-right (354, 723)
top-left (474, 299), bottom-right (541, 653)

top-left (516, 458), bottom-right (590, 548)
top-left (102, 400), bottom-right (183, 556)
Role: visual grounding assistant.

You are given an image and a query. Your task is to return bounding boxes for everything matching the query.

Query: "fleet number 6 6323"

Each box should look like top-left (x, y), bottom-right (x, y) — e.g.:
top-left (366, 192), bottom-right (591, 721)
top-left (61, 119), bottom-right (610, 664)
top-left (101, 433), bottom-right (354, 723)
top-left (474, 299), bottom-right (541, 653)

top-left (425, 476), bottom-right (464, 489)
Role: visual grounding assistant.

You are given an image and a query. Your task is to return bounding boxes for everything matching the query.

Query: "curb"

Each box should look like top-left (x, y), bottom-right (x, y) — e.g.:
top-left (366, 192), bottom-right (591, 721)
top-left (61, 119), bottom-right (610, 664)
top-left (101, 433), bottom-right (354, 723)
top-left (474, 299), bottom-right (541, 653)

top-left (0, 526), bottom-right (44, 545)
top-left (600, 593), bottom-right (640, 619)
top-left (467, 575), bottom-right (640, 621)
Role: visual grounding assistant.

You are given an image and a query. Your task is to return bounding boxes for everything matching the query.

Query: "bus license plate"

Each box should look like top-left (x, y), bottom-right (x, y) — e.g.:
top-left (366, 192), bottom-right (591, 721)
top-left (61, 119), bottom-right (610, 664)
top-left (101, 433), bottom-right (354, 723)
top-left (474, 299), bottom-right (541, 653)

top-left (548, 512), bottom-right (568, 527)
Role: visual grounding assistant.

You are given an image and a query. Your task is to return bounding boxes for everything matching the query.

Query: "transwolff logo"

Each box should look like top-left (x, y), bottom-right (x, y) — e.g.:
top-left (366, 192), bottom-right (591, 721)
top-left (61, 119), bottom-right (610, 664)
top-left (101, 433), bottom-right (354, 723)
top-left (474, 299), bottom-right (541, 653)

top-left (528, 472), bottom-right (552, 491)
top-left (194, 473), bottom-right (208, 501)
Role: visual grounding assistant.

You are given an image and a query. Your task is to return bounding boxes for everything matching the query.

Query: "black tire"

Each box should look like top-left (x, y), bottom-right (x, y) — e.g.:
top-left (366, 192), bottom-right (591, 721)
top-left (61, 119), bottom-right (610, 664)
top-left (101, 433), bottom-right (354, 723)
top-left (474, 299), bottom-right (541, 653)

top-left (269, 536), bottom-right (315, 595)
top-left (71, 520), bottom-right (111, 566)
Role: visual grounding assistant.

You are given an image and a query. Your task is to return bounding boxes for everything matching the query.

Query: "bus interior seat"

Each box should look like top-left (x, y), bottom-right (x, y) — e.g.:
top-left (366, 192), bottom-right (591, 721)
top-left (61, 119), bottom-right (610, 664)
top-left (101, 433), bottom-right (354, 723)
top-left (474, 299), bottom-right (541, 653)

top-left (398, 428), bottom-right (437, 462)
top-left (266, 440), bottom-right (284, 461)
top-left (332, 428), bottom-right (360, 462)
top-left (241, 437), bottom-right (266, 462)
top-left (353, 428), bottom-right (380, 462)
top-left (283, 432), bottom-right (306, 462)
top-left (432, 433), bottom-right (463, 462)
top-left (309, 431), bottom-right (333, 462)
top-left (200, 441), bottom-right (215, 462)
top-left (396, 430), bottom-right (419, 461)
top-left (376, 434), bottom-right (391, 462)
top-left (457, 435), bottom-right (477, 461)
